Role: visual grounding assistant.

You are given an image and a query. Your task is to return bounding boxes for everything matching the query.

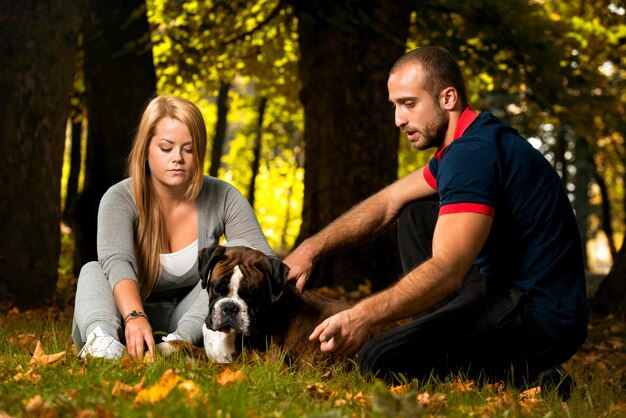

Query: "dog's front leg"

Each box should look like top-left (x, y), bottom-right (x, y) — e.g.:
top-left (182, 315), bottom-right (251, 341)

top-left (203, 323), bottom-right (236, 363)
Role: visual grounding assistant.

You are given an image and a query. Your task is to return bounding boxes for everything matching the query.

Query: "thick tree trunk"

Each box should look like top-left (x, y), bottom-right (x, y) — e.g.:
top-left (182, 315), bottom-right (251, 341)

top-left (248, 97), bottom-right (268, 207)
top-left (0, 0), bottom-right (80, 308)
top-left (209, 81), bottom-right (231, 178)
top-left (70, 0), bottom-right (156, 273)
top-left (291, 0), bottom-right (412, 290)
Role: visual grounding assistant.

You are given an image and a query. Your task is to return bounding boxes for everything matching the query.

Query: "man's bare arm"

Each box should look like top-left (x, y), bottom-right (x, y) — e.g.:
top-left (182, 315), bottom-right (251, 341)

top-left (285, 167), bottom-right (436, 289)
top-left (310, 211), bottom-right (493, 354)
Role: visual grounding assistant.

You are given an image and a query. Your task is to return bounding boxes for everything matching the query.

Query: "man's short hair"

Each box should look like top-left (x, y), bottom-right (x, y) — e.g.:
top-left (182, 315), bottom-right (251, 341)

top-left (390, 46), bottom-right (468, 108)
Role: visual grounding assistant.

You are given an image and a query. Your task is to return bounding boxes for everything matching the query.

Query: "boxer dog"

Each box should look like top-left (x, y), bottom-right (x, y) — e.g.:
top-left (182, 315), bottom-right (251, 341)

top-left (198, 245), bottom-right (354, 365)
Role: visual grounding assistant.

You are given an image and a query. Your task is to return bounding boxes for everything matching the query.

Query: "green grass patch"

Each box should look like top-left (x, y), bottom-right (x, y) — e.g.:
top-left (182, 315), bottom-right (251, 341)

top-left (1, 307), bottom-right (625, 417)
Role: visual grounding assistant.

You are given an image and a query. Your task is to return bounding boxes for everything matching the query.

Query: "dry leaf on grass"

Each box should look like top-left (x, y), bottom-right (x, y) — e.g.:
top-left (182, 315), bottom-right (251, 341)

top-left (134, 369), bottom-right (180, 405)
top-left (112, 378), bottom-right (145, 397)
top-left (216, 368), bottom-right (246, 385)
top-left (29, 341), bottom-right (65, 366)
top-left (306, 383), bottom-right (334, 400)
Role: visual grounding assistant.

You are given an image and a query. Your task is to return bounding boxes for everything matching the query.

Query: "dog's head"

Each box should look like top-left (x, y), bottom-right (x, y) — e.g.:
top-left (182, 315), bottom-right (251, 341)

top-left (198, 245), bottom-right (290, 336)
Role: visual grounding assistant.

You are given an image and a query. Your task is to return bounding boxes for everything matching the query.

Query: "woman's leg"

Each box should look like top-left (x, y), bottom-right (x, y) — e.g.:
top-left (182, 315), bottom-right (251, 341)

top-left (72, 261), bottom-right (121, 349)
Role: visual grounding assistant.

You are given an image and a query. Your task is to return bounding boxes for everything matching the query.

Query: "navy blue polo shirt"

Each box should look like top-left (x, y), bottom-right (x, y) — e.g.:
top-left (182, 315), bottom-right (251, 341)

top-left (423, 108), bottom-right (589, 342)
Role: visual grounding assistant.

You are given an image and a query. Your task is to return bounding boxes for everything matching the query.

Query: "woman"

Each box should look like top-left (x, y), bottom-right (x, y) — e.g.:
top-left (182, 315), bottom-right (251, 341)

top-left (72, 95), bottom-right (273, 361)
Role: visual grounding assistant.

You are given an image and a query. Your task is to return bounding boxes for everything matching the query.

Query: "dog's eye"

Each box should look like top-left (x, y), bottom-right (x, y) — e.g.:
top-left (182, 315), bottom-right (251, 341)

top-left (238, 287), bottom-right (256, 301)
top-left (211, 281), bottom-right (228, 296)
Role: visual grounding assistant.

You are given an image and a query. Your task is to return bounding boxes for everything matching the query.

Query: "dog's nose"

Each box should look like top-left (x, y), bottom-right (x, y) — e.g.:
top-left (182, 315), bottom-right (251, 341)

top-left (223, 302), bottom-right (240, 317)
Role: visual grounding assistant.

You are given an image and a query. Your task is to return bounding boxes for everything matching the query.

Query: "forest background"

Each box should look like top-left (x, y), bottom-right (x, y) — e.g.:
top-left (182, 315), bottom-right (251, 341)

top-left (0, 0), bottom-right (625, 317)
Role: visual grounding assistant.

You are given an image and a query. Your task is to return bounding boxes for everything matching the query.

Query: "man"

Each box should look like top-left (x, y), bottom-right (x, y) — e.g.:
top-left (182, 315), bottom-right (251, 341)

top-left (284, 46), bottom-right (589, 387)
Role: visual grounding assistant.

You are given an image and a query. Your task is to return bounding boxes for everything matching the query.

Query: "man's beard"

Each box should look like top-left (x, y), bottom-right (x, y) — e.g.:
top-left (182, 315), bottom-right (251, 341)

top-left (411, 107), bottom-right (448, 151)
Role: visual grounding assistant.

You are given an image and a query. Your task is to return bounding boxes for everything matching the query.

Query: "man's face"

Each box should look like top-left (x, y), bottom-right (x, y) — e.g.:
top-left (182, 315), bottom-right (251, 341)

top-left (388, 64), bottom-right (448, 150)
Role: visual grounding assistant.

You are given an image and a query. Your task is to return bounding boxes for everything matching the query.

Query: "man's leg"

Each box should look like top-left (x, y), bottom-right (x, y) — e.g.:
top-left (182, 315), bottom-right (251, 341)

top-left (397, 198), bottom-right (439, 273)
top-left (358, 287), bottom-right (568, 386)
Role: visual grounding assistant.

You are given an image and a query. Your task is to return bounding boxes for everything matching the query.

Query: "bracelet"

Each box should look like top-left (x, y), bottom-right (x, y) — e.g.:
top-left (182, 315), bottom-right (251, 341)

top-left (123, 310), bottom-right (147, 325)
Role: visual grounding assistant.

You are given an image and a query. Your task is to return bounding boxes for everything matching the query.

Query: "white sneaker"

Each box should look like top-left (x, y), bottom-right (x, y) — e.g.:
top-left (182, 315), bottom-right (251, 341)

top-left (78, 326), bottom-right (125, 360)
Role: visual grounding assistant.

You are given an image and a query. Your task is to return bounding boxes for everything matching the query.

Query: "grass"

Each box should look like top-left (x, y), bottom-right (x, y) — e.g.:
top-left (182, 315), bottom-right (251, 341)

top-left (1, 305), bottom-right (625, 417)
top-left (2, 232), bottom-right (624, 416)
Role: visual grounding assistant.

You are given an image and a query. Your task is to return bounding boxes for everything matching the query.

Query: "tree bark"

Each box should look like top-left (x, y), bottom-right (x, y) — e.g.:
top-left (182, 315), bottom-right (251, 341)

top-left (70, 0), bottom-right (157, 273)
top-left (0, 0), bottom-right (80, 308)
top-left (248, 97), bottom-right (268, 207)
top-left (209, 81), bottom-right (231, 178)
top-left (63, 116), bottom-right (84, 222)
top-left (290, 0), bottom-right (412, 290)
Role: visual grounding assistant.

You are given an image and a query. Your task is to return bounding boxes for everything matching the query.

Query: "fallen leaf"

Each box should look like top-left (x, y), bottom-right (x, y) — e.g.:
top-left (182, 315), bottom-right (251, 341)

top-left (306, 383), bottom-right (333, 400)
top-left (134, 369), bottom-right (180, 405)
top-left (453, 378), bottom-right (475, 392)
top-left (610, 323), bottom-right (625, 334)
top-left (112, 377), bottom-right (145, 397)
top-left (390, 384), bottom-right (410, 395)
top-left (12, 367), bottom-right (41, 383)
top-left (178, 379), bottom-right (202, 402)
top-left (0, 410), bottom-right (16, 418)
top-left (519, 386), bottom-right (541, 400)
top-left (24, 395), bottom-right (45, 415)
top-left (607, 337), bottom-right (625, 350)
top-left (29, 341), bottom-right (66, 366)
top-left (217, 368), bottom-right (246, 385)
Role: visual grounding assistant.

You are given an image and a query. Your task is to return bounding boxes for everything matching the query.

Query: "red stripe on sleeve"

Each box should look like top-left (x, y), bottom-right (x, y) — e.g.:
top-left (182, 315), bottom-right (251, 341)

top-left (439, 203), bottom-right (495, 216)
top-left (423, 166), bottom-right (437, 191)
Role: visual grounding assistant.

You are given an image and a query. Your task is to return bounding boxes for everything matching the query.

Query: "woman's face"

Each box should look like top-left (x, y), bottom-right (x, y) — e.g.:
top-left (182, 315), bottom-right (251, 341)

top-left (147, 117), bottom-right (195, 193)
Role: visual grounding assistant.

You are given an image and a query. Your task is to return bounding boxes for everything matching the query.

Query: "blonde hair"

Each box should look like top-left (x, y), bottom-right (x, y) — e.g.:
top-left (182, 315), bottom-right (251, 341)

top-left (127, 95), bottom-right (207, 299)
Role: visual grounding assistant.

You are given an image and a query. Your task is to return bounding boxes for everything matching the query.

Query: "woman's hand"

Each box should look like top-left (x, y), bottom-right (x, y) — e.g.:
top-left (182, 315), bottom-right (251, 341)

top-left (124, 317), bottom-right (155, 361)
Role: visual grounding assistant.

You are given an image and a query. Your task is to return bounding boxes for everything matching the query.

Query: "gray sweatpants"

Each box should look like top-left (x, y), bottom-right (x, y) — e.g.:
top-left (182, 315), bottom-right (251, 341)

top-left (72, 261), bottom-right (208, 350)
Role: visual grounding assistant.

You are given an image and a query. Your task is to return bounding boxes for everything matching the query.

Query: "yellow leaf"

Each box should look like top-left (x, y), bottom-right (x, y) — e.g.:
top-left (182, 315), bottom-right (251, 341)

top-left (134, 369), bottom-right (180, 404)
top-left (390, 384), bottom-right (410, 395)
top-left (217, 368), bottom-right (246, 385)
top-left (178, 379), bottom-right (201, 402)
top-left (519, 386), bottom-right (541, 400)
top-left (13, 368), bottom-right (41, 383)
top-left (29, 341), bottom-right (66, 366)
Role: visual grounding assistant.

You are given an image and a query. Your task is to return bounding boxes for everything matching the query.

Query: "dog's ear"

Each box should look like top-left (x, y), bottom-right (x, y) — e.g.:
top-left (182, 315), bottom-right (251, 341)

top-left (198, 245), bottom-right (227, 289)
top-left (263, 256), bottom-right (290, 303)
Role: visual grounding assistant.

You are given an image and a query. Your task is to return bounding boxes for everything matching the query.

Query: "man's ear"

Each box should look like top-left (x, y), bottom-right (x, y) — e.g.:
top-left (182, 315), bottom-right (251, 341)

top-left (439, 86), bottom-right (457, 110)
top-left (198, 245), bottom-right (227, 288)
top-left (263, 256), bottom-right (290, 303)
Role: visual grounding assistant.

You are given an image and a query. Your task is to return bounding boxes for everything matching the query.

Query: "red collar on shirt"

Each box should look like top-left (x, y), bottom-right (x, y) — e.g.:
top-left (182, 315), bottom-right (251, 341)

top-left (433, 106), bottom-right (479, 160)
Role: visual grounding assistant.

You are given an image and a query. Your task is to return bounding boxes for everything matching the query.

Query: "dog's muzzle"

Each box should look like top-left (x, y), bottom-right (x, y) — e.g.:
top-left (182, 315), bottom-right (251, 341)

top-left (208, 297), bottom-right (250, 334)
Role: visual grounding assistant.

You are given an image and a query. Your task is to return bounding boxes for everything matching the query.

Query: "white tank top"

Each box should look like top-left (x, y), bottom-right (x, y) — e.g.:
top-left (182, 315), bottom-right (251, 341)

top-left (160, 239), bottom-right (198, 276)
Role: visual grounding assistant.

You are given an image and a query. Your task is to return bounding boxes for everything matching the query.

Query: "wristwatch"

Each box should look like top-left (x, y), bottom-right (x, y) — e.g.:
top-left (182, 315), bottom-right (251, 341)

top-left (124, 310), bottom-right (148, 325)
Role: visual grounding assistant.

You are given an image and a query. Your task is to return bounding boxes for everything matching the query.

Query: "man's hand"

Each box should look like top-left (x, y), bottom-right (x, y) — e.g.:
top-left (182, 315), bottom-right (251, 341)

top-left (283, 241), bottom-right (317, 291)
top-left (124, 317), bottom-right (155, 361)
top-left (309, 307), bottom-right (371, 355)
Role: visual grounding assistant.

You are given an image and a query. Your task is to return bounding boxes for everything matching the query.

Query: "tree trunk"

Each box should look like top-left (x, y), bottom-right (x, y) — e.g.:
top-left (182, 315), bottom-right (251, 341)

top-left (593, 244), bottom-right (626, 316)
top-left (592, 170), bottom-right (617, 261)
top-left (70, 0), bottom-right (156, 273)
top-left (290, 0), bottom-right (412, 290)
top-left (573, 135), bottom-right (591, 269)
top-left (248, 97), bottom-right (268, 207)
top-left (209, 81), bottom-right (231, 178)
top-left (63, 116), bottom-right (84, 222)
top-left (0, 0), bottom-right (80, 309)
